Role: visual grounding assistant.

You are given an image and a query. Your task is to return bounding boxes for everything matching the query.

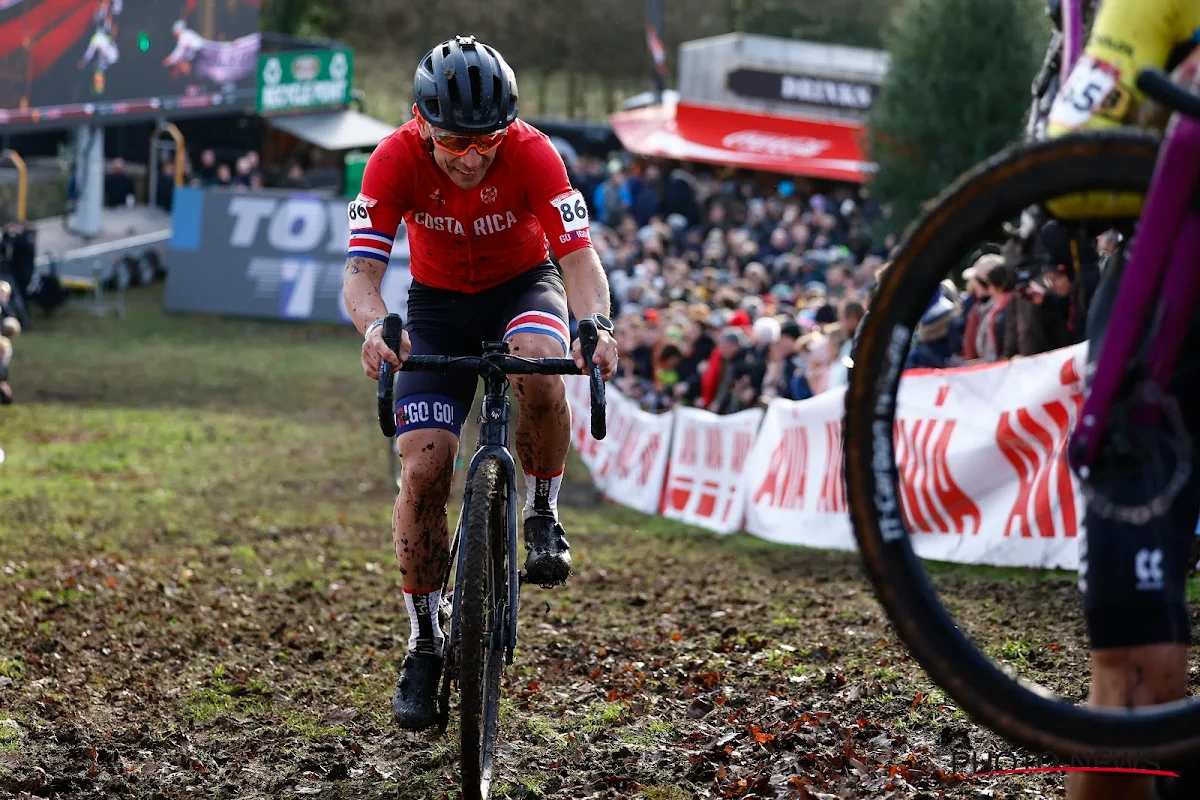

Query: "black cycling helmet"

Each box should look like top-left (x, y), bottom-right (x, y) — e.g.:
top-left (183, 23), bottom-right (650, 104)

top-left (413, 35), bottom-right (519, 134)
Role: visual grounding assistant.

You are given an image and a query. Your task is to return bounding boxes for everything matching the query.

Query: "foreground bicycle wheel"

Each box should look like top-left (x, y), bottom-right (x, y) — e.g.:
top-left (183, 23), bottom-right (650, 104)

top-left (458, 456), bottom-right (508, 800)
top-left (845, 128), bottom-right (1200, 761)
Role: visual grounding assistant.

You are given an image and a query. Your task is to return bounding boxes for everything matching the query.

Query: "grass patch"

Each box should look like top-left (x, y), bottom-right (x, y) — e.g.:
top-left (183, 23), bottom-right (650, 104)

top-left (580, 701), bottom-right (626, 732)
top-left (230, 544), bottom-right (259, 563)
top-left (183, 688), bottom-right (236, 723)
top-left (923, 558), bottom-right (1075, 583)
top-left (642, 788), bottom-right (691, 800)
top-left (0, 720), bottom-right (20, 754)
top-left (991, 637), bottom-right (1035, 667)
top-left (516, 771), bottom-right (550, 795)
top-left (618, 718), bottom-right (673, 748)
top-left (524, 717), bottom-right (568, 748)
top-left (281, 711), bottom-right (346, 741)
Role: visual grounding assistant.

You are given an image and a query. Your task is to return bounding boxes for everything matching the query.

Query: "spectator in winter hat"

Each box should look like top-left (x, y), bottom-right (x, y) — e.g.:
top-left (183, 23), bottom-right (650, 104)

top-left (814, 303), bottom-right (839, 326)
top-left (959, 253), bottom-right (1003, 360)
top-left (907, 280), bottom-right (964, 369)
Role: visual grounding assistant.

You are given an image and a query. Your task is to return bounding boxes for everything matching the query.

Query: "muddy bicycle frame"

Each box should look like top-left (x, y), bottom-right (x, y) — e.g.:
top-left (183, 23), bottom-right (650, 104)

top-left (374, 315), bottom-right (606, 664)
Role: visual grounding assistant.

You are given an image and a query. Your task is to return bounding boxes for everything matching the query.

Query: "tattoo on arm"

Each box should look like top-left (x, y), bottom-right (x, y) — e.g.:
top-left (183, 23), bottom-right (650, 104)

top-left (345, 256), bottom-right (384, 281)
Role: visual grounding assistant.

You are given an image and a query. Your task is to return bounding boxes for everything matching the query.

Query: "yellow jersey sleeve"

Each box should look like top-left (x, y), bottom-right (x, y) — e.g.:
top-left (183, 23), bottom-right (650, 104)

top-left (1045, 0), bottom-right (1200, 218)
top-left (1050, 0), bottom-right (1200, 135)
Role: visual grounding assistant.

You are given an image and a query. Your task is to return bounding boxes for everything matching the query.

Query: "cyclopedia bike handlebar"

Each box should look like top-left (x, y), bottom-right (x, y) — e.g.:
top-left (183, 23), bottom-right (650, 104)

top-left (375, 313), bottom-right (607, 440)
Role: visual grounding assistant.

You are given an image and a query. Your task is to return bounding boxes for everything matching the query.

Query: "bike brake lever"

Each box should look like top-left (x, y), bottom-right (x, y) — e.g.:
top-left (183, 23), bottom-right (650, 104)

top-left (377, 313), bottom-right (404, 438)
top-left (577, 319), bottom-right (607, 440)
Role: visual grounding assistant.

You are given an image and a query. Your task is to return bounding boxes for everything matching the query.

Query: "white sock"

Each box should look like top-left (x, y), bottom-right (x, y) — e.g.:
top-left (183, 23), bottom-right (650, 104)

top-left (523, 468), bottom-right (563, 519)
top-left (403, 588), bottom-right (444, 656)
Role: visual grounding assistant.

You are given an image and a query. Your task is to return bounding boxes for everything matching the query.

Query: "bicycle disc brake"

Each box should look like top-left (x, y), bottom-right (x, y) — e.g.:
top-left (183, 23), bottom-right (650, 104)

top-left (1080, 381), bottom-right (1193, 525)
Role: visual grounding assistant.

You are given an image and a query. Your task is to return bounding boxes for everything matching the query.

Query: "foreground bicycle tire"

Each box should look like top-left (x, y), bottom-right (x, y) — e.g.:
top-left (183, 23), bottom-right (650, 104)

top-left (845, 128), bottom-right (1200, 761)
top-left (458, 456), bottom-right (507, 800)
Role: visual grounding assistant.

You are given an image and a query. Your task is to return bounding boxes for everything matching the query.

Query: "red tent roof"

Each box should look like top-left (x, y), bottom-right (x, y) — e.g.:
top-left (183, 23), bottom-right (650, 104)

top-left (610, 100), bottom-right (874, 183)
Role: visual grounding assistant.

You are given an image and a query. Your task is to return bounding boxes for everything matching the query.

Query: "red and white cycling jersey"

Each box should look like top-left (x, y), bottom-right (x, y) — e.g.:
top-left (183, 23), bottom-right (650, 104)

top-left (346, 119), bottom-right (592, 293)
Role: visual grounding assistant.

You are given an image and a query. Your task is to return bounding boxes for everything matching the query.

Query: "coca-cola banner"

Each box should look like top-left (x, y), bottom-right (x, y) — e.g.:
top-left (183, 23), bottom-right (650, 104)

top-left (662, 406), bottom-right (764, 535)
top-left (565, 377), bottom-right (673, 515)
top-left (743, 343), bottom-right (1087, 569)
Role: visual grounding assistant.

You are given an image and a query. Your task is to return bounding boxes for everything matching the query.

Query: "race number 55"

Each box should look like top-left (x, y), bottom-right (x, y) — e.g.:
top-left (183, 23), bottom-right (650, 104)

top-left (1048, 55), bottom-right (1118, 130)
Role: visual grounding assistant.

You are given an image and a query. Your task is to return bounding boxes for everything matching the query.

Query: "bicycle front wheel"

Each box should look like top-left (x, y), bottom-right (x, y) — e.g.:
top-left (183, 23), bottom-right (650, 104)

top-left (846, 128), bottom-right (1200, 762)
top-left (458, 456), bottom-right (508, 800)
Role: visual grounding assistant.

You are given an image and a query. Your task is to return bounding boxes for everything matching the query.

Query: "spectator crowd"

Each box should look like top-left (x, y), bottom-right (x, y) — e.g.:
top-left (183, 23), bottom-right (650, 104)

top-left (88, 139), bottom-right (1102, 421)
top-left (150, 148), bottom-right (319, 213)
top-left (563, 154), bottom-right (1099, 415)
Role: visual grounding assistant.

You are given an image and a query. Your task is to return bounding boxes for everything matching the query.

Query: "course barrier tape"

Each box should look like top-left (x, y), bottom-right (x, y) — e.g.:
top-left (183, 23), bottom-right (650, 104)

top-left (567, 343), bottom-right (1090, 570)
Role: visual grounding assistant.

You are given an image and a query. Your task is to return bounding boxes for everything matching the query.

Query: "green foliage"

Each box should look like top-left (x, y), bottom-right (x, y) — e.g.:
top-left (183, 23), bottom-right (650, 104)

top-left (730, 0), bottom-right (904, 49)
top-left (867, 0), bottom-right (1049, 229)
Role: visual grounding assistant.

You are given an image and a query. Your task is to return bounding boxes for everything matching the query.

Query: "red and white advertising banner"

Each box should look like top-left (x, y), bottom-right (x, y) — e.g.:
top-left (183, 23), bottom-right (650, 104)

top-left (566, 374), bottom-right (607, 474)
top-left (743, 344), bottom-right (1089, 569)
top-left (565, 377), bottom-right (673, 515)
top-left (661, 406), bottom-right (764, 535)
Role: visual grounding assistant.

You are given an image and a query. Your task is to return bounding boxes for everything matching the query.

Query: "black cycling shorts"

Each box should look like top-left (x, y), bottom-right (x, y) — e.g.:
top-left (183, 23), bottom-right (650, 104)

top-left (1079, 250), bottom-right (1197, 649)
top-left (394, 261), bottom-right (569, 438)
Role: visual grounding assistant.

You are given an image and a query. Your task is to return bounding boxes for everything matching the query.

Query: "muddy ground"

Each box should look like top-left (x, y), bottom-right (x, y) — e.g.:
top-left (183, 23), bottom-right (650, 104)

top-left (0, 290), bottom-right (1193, 799)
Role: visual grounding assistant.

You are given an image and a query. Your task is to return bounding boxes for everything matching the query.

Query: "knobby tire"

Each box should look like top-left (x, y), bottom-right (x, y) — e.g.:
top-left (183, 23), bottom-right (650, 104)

top-left (845, 128), bottom-right (1200, 761)
top-left (459, 457), bottom-right (507, 800)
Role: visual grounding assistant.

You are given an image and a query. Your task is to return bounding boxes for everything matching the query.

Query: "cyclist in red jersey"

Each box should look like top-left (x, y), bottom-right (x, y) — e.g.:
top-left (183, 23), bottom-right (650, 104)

top-left (341, 35), bottom-right (618, 730)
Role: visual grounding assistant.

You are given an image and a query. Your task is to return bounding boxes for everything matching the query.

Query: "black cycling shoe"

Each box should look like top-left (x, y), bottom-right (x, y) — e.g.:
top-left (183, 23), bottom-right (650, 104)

top-left (523, 515), bottom-right (571, 587)
top-left (392, 651), bottom-right (443, 730)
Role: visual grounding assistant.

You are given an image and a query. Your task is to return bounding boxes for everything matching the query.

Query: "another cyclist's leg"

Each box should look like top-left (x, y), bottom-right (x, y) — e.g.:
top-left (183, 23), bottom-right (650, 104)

top-left (390, 317), bottom-right (477, 730)
top-left (500, 264), bottom-right (573, 587)
top-left (1069, 252), bottom-right (1195, 800)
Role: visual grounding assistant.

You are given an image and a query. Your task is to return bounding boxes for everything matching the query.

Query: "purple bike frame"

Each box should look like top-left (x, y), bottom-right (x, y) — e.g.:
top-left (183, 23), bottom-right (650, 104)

top-left (1068, 99), bottom-right (1200, 470)
top-left (1060, 0), bottom-right (1085, 77)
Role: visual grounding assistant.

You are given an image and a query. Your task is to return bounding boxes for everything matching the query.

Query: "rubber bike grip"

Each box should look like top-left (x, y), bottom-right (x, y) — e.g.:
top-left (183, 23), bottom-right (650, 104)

top-left (577, 319), bottom-right (607, 440)
top-left (1137, 67), bottom-right (1200, 120)
top-left (376, 313), bottom-right (404, 438)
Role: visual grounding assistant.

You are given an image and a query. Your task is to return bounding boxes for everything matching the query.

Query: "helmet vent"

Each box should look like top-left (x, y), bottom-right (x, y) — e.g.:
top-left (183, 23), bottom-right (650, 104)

top-left (467, 65), bottom-right (484, 116)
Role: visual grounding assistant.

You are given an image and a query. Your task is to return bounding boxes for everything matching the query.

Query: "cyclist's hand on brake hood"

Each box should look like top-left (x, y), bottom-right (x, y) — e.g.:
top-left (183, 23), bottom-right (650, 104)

top-left (362, 324), bottom-right (410, 380)
top-left (572, 329), bottom-right (619, 382)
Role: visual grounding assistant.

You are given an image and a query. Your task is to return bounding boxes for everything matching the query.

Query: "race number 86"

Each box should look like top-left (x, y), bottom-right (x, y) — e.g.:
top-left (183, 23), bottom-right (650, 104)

top-left (559, 199), bottom-right (588, 223)
top-left (348, 202), bottom-right (369, 221)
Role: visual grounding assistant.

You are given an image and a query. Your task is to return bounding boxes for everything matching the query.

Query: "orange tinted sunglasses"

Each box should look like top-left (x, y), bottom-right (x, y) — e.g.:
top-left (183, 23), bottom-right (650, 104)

top-left (430, 128), bottom-right (506, 156)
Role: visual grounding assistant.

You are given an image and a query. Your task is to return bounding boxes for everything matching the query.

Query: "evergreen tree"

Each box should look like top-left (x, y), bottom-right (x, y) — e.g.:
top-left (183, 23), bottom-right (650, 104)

top-left (867, 0), bottom-right (1049, 230)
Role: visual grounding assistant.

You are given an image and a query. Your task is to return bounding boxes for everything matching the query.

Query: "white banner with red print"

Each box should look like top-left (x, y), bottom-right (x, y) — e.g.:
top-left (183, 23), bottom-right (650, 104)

top-left (565, 376), bottom-right (673, 516)
top-left (660, 406), bottom-right (764, 535)
top-left (567, 344), bottom-right (1090, 569)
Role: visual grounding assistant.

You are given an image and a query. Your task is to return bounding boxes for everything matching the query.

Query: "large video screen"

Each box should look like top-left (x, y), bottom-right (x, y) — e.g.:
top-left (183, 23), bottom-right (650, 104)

top-left (0, 0), bottom-right (261, 130)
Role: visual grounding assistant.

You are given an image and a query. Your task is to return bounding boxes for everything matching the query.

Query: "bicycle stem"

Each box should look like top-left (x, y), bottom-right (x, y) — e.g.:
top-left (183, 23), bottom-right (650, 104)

top-left (477, 361), bottom-right (512, 451)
